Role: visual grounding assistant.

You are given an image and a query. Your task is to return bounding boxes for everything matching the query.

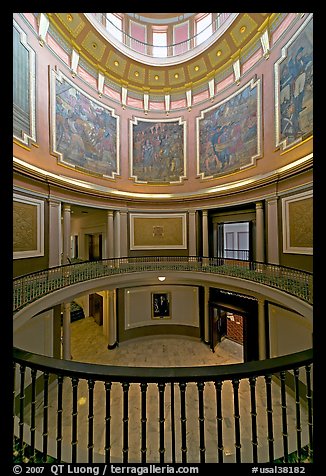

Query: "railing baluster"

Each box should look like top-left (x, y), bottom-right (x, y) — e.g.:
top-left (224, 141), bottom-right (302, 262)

top-left (179, 382), bottom-right (187, 463)
top-left (18, 364), bottom-right (26, 461)
top-left (104, 382), bottom-right (112, 463)
top-left (71, 377), bottom-right (79, 463)
top-left (30, 368), bottom-right (37, 462)
top-left (249, 377), bottom-right (258, 463)
top-left (42, 371), bottom-right (49, 463)
top-left (197, 381), bottom-right (206, 463)
top-left (232, 378), bottom-right (241, 463)
top-left (293, 368), bottom-right (302, 460)
top-left (158, 382), bottom-right (166, 463)
top-left (305, 364), bottom-right (313, 459)
top-left (140, 382), bottom-right (148, 463)
top-left (170, 382), bottom-right (176, 463)
top-left (279, 371), bottom-right (289, 462)
top-left (56, 375), bottom-right (64, 462)
top-left (122, 382), bottom-right (130, 463)
top-left (214, 380), bottom-right (224, 463)
top-left (88, 379), bottom-right (95, 463)
top-left (265, 375), bottom-right (274, 462)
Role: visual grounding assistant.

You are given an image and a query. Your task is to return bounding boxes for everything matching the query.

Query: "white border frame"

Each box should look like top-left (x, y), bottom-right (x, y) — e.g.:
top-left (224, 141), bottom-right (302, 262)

top-left (196, 76), bottom-right (262, 179)
top-left (274, 13), bottom-right (313, 151)
top-left (13, 193), bottom-right (44, 259)
top-left (50, 69), bottom-right (120, 179)
top-left (129, 212), bottom-right (187, 250)
top-left (13, 19), bottom-right (37, 146)
top-left (281, 189), bottom-right (313, 255)
top-left (129, 116), bottom-right (187, 184)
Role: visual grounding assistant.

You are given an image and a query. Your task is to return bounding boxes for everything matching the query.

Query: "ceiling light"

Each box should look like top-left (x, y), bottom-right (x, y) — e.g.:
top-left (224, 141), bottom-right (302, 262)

top-left (114, 60), bottom-right (119, 67)
top-left (154, 75), bottom-right (159, 80)
top-left (194, 65), bottom-right (199, 71)
top-left (158, 276), bottom-right (166, 282)
top-left (134, 71), bottom-right (139, 77)
top-left (240, 25), bottom-right (246, 33)
top-left (174, 73), bottom-right (179, 79)
top-left (216, 50), bottom-right (222, 56)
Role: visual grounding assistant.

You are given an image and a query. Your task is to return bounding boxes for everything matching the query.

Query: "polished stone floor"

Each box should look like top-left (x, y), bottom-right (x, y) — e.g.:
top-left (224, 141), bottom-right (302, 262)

top-left (18, 317), bottom-right (310, 464)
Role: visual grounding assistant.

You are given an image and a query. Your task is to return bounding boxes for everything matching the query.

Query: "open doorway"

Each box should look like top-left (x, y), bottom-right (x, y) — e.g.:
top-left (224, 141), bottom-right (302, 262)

top-left (209, 288), bottom-right (258, 362)
top-left (216, 221), bottom-right (253, 261)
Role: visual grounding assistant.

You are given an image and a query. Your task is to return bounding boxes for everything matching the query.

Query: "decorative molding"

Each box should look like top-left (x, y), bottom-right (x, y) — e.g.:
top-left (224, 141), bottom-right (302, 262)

top-left (281, 189), bottom-right (313, 255)
top-left (13, 193), bottom-right (44, 259)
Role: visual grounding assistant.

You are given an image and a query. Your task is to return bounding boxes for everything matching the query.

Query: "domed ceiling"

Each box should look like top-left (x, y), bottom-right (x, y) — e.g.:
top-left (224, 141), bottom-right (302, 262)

top-left (47, 13), bottom-right (272, 95)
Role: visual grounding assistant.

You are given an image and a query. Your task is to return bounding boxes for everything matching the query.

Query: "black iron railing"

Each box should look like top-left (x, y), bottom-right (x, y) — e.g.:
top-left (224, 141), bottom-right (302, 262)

top-left (13, 347), bottom-right (313, 464)
top-left (90, 13), bottom-right (234, 59)
top-left (13, 256), bottom-right (313, 313)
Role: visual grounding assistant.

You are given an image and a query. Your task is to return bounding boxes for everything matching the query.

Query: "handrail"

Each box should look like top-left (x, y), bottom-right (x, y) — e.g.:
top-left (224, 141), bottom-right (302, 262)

top-left (13, 256), bottom-right (313, 313)
top-left (13, 346), bottom-right (313, 382)
top-left (90, 13), bottom-right (233, 58)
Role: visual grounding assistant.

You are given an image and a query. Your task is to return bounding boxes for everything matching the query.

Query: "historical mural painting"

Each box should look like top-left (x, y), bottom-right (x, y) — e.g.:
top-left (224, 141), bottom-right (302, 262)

top-left (51, 70), bottom-right (119, 178)
top-left (275, 14), bottom-right (313, 150)
top-left (130, 117), bottom-right (186, 183)
top-left (197, 78), bottom-right (262, 179)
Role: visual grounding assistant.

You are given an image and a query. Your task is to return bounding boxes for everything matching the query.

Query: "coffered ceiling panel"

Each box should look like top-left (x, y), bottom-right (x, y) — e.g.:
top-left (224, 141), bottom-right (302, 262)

top-left (81, 31), bottom-right (106, 62)
top-left (207, 39), bottom-right (232, 68)
top-left (230, 13), bottom-right (258, 48)
top-left (54, 13), bottom-right (85, 37)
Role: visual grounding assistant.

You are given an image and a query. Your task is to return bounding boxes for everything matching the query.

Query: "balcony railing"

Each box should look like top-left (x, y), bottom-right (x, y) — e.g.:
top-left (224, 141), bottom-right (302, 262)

top-left (88, 13), bottom-right (235, 60)
top-left (13, 347), bottom-right (313, 463)
top-left (13, 256), bottom-right (313, 463)
top-left (13, 256), bottom-right (313, 313)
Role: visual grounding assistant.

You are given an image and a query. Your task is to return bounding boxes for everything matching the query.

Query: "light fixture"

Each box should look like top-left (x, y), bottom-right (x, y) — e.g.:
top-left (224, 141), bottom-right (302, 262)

top-left (154, 75), bottom-right (159, 80)
top-left (114, 60), bottom-right (119, 67)
top-left (174, 73), bottom-right (179, 79)
top-left (134, 71), bottom-right (139, 77)
top-left (240, 25), bottom-right (246, 33)
top-left (216, 50), bottom-right (222, 57)
top-left (194, 65), bottom-right (199, 71)
top-left (158, 276), bottom-right (166, 282)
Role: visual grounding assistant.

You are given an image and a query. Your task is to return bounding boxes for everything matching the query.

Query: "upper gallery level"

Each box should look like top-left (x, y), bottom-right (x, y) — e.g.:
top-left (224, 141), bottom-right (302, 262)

top-left (13, 13), bottom-right (312, 205)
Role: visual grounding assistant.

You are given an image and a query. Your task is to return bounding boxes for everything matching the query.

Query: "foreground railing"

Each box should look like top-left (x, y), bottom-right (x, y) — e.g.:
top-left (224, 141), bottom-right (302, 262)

top-left (13, 256), bottom-right (313, 313)
top-left (13, 347), bottom-right (313, 463)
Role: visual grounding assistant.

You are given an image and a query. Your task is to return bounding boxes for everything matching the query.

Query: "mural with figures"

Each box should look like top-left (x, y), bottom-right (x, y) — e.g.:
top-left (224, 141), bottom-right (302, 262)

top-left (130, 118), bottom-right (186, 183)
top-left (51, 71), bottom-right (119, 178)
top-left (275, 15), bottom-right (313, 150)
top-left (197, 79), bottom-right (261, 179)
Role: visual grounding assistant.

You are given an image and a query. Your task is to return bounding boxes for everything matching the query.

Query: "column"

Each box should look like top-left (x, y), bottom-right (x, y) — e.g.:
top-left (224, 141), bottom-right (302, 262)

top-left (62, 204), bottom-right (72, 264)
top-left (120, 210), bottom-right (128, 258)
top-left (106, 210), bottom-right (114, 260)
top-left (212, 222), bottom-right (218, 258)
top-left (62, 302), bottom-right (71, 360)
top-left (255, 201), bottom-right (265, 263)
top-left (48, 199), bottom-right (61, 268)
top-left (266, 197), bottom-right (280, 265)
top-left (188, 210), bottom-right (197, 257)
top-left (202, 210), bottom-right (209, 257)
top-left (108, 290), bottom-right (118, 349)
top-left (258, 298), bottom-right (266, 360)
top-left (114, 211), bottom-right (121, 258)
top-left (204, 286), bottom-right (210, 343)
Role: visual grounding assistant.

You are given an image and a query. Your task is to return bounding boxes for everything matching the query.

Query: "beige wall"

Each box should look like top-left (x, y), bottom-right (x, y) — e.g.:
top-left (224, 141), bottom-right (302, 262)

top-left (268, 303), bottom-right (312, 358)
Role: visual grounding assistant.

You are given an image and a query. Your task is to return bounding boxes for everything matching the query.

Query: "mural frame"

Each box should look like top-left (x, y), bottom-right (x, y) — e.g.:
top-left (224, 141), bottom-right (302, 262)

top-left (281, 189), bottom-right (313, 255)
top-left (151, 292), bottom-right (171, 320)
top-left (274, 14), bottom-right (313, 151)
top-left (13, 193), bottom-right (44, 259)
top-left (129, 213), bottom-right (187, 250)
top-left (50, 69), bottom-right (120, 179)
top-left (13, 19), bottom-right (36, 146)
top-left (129, 116), bottom-right (187, 184)
top-left (196, 77), bottom-right (262, 180)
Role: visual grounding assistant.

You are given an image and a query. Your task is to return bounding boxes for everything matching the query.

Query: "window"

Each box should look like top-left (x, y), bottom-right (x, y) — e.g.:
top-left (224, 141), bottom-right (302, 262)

top-left (152, 30), bottom-right (167, 57)
top-left (106, 13), bottom-right (123, 42)
top-left (195, 13), bottom-right (212, 46)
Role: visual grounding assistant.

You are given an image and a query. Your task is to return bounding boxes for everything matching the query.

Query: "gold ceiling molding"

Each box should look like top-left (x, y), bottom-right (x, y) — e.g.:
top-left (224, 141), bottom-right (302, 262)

top-left (46, 13), bottom-right (276, 96)
top-left (81, 31), bottom-right (107, 62)
top-left (230, 14), bottom-right (258, 48)
top-left (207, 39), bottom-right (232, 68)
top-left (54, 13), bottom-right (85, 38)
top-left (106, 50), bottom-right (128, 77)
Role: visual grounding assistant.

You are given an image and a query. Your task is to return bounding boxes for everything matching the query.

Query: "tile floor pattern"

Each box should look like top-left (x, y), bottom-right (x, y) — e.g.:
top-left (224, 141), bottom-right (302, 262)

top-left (19, 317), bottom-right (310, 464)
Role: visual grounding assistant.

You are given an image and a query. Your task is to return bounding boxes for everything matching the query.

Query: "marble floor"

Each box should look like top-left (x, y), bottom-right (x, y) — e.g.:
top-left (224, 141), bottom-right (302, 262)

top-left (18, 317), bottom-right (310, 464)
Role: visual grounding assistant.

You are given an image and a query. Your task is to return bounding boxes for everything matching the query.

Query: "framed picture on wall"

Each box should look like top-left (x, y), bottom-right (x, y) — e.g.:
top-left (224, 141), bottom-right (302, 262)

top-left (152, 293), bottom-right (171, 319)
